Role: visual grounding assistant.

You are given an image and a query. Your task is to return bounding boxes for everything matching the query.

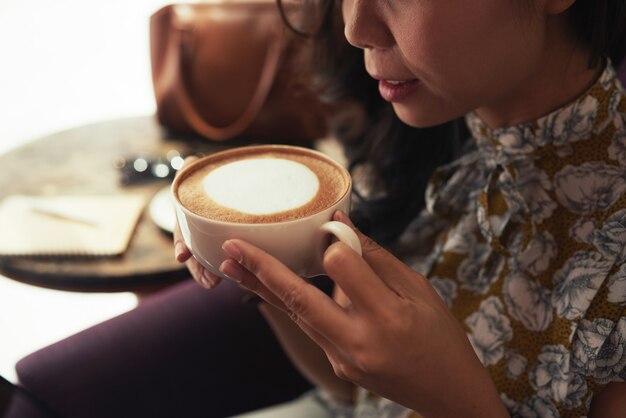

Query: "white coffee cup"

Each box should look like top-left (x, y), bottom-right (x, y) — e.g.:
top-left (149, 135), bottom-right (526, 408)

top-left (172, 145), bottom-right (361, 279)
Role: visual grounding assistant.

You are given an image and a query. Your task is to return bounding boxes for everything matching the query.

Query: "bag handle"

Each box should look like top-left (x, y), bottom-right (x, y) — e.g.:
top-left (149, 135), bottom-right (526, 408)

top-left (163, 15), bottom-right (287, 141)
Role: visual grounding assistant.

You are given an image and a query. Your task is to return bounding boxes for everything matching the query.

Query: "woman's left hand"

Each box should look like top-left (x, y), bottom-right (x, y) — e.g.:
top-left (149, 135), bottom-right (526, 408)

top-left (219, 210), bottom-right (509, 418)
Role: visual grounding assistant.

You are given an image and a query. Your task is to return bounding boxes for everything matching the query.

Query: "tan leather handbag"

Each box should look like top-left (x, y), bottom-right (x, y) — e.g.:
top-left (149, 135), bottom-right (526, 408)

top-left (150, 1), bottom-right (328, 143)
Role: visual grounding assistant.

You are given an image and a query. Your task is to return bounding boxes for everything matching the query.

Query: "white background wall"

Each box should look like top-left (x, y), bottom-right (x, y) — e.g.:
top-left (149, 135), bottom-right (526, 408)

top-left (0, 0), bottom-right (175, 382)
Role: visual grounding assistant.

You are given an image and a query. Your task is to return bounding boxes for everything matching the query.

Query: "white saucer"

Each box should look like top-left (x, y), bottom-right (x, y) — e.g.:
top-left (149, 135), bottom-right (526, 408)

top-left (149, 186), bottom-right (176, 233)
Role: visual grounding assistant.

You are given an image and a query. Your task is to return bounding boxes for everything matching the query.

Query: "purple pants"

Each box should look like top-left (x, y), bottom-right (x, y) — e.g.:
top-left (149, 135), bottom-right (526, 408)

top-left (15, 279), bottom-right (314, 418)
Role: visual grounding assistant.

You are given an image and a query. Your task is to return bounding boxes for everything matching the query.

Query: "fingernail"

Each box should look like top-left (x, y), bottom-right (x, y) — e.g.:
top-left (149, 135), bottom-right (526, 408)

top-left (334, 210), bottom-right (355, 228)
top-left (174, 241), bottom-right (185, 261)
top-left (203, 269), bottom-right (217, 287)
top-left (222, 240), bottom-right (243, 263)
top-left (198, 276), bottom-right (212, 290)
top-left (219, 259), bottom-right (243, 283)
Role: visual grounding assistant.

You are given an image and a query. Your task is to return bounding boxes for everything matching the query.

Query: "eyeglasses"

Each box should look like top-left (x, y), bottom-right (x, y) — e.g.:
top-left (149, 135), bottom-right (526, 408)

top-left (113, 150), bottom-right (204, 186)
top-left (276, 0), bottom-right (335, 38)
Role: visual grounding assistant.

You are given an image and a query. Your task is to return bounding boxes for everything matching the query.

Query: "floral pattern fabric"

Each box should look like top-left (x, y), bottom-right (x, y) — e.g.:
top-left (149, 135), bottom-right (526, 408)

top-left (354, 64), bottom-right (626, 418)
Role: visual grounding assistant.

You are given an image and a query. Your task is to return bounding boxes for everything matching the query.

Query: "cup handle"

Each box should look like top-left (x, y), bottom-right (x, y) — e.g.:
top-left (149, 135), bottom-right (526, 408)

top-left (319, 221), bottom-right (362, 256)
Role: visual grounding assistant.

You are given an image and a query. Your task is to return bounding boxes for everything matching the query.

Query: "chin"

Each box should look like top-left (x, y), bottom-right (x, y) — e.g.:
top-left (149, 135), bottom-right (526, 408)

top-left (392, 103), bottom-right (460, 128)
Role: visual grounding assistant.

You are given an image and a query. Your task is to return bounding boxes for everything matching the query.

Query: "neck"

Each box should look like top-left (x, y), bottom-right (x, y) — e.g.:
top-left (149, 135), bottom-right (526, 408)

top-left (475, 18), bottom-right (602, 129)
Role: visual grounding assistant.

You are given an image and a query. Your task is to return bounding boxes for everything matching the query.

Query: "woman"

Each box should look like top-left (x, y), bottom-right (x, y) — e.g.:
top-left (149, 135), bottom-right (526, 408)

top-left (176, 0), bottom-right (626, 416)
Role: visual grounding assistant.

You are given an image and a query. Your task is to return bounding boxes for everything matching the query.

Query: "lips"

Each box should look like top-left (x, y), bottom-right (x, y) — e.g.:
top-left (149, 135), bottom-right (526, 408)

top-left (377, 79), bottom-right (420, 102)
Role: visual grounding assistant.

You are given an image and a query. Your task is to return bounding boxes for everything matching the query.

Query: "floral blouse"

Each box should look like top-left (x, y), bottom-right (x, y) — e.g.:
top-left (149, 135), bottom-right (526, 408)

top-left (352, 64), bottom-right (626, 418)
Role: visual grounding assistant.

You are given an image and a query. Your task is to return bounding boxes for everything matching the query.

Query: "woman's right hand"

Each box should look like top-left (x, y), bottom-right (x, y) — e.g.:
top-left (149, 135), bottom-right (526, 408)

top-left (172, 156), bottom-right (222, 289)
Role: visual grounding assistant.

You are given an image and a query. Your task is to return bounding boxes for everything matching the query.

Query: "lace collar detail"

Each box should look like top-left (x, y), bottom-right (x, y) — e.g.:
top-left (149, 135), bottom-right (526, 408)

top-left (465, 64), bottom-right (622, 165)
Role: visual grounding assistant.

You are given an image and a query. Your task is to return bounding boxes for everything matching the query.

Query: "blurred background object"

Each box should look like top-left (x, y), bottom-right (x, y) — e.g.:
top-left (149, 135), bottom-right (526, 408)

top-left (0, 0), bottom-right (175, 382)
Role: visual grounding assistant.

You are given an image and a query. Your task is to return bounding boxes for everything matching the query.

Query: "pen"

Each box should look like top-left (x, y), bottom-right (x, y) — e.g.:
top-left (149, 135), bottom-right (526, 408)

top-left (30, 203), bottom-right (100, 227)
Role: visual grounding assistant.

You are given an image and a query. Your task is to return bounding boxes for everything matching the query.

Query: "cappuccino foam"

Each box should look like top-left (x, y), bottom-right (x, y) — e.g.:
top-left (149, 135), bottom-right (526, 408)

top-left (204, 158), bottom-right (319, 215)
top-left (175, 148), bottom-right (348, 224)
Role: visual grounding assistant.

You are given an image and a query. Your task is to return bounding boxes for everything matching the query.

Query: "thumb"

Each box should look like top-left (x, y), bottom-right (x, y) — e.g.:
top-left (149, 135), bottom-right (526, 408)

top-left (332, 211), bottom-right (419, 290)
top-left (332, 210), bottom-right (397, 265)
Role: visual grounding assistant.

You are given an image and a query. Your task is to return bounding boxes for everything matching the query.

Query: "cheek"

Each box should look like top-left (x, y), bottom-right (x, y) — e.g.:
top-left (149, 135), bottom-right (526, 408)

top-left (398, 6), bottom-right (544, 108)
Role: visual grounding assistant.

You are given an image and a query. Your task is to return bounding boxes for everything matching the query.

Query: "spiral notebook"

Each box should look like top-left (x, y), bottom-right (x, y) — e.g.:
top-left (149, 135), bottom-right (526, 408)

top-left (0, 194), bottom-right (146, 256)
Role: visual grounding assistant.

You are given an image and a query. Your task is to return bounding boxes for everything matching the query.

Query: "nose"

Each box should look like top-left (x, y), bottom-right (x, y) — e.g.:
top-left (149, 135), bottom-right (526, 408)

top-left (342, 0), bottom-right (390, 50)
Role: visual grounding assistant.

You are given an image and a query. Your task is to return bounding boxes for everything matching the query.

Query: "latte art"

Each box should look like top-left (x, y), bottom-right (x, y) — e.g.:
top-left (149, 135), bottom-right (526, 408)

top-left (203, 158), bottom-right (320, 215)
top-left (175, 146), bottom-right (349, 224)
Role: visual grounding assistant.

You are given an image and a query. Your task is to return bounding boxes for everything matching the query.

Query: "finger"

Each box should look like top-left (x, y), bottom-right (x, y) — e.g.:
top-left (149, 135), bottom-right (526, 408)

top-left (174, 238), bottom-right (192, 263)
top-left (172, 155), bottom-right (199, 262)
top-left (171, 184), bottom-right (192, 261)
top-left (323, 242), bottom-right (397, 311)
top-left (186, 255), bottom-right (221, 289)
top-left (333, 210), bottom-right (420, 297)
top-left (198, 264), bottom-right (221, 288)
top-left (333, 285), bottom-right (351, 308)
top-left (219, 259), bottom-right (288, 310)
top-left (173, 207), bottom-right (214, 287)
top-left (172, 154), bottom-right (205, 271)
top-left (222, 239), bottom-right (353, 344)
